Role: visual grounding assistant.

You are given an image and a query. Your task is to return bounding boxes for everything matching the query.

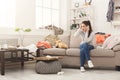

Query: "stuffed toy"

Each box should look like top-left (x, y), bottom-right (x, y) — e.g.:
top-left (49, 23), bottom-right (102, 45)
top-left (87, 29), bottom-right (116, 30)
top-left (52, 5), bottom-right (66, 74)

top-left (55, 40), bottom-right (68, 49)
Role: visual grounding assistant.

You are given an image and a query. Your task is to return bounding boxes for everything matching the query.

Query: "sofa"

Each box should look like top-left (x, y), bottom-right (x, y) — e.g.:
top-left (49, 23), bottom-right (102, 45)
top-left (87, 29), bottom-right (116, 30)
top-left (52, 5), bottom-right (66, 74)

top-left (40, 30), bottom-right (120, 69)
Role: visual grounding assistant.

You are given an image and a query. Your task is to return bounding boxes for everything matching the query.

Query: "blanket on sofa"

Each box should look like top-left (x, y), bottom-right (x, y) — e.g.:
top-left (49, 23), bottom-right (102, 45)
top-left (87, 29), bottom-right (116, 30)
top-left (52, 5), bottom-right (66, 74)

top-left (102, 35), bottom-right (120, 49)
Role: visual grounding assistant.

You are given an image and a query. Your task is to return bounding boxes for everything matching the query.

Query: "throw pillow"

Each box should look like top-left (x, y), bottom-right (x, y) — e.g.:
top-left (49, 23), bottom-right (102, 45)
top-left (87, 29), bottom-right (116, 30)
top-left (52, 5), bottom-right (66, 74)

top-left (44, 34), bottom-right (59, 47)
top-left (95, 34), bottom-right (111, 45)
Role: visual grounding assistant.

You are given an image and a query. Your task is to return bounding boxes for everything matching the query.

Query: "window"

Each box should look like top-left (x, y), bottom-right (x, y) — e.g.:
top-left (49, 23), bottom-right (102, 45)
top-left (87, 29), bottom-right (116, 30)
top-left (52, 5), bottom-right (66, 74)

top-left (36, 0), bottom-right (60, 29)
top-left (0, 0), bottom-right (15, 28)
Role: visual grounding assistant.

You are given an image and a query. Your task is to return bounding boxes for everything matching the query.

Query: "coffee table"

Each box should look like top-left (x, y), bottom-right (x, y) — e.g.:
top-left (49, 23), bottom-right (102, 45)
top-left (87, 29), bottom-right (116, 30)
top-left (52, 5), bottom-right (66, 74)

top-left (0, 48), bottom-right (29, 75)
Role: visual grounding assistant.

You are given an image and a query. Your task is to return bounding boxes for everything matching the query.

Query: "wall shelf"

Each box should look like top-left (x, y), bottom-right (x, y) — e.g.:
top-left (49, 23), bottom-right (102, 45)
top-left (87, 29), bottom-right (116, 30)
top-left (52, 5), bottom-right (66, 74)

top-left (112, 21), bottom-right (120, 26)
top-left (70, 5), bottom-right (93, 30)
top-left (71, 17), bottom-right (91, 20)
top-left (113, 0), bottom-right (120, 28)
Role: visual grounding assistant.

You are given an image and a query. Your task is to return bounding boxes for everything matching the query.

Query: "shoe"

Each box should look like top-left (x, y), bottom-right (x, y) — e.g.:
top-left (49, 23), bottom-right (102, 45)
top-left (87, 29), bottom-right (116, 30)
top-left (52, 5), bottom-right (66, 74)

top-left (88, 60), bottom-right (94, 68)
top-left (80, 67), bottom-right (85, 72)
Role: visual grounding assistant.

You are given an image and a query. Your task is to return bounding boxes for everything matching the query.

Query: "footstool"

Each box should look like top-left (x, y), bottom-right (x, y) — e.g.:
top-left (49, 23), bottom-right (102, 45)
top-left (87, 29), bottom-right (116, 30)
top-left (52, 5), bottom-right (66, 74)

top-left (35, 56), bottom-right (62, 74)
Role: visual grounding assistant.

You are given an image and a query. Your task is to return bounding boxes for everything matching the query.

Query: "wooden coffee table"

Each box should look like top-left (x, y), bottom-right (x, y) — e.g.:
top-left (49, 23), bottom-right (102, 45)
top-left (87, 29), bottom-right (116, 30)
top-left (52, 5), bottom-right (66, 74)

top-left (0, 48), bottom-right (29, 75)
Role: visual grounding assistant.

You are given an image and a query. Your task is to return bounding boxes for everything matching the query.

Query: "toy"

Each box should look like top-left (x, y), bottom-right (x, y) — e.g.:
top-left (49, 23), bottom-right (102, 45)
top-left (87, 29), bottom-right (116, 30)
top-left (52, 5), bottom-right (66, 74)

top-left (55, 40), bottom-right (68, 49)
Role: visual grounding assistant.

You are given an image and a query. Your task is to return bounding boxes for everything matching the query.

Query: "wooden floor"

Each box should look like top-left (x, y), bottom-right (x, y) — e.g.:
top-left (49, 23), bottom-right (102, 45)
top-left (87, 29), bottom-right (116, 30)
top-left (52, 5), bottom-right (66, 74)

top-left (0, 63), bottom-right (120, 80)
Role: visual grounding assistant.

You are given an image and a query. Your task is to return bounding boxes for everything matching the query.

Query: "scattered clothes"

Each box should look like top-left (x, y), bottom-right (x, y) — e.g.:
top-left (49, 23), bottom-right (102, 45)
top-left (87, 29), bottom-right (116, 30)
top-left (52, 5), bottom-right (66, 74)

top-left (36, 41), bottom-right (51, 49)
top-left (102, 35), bottom-right (120, 49)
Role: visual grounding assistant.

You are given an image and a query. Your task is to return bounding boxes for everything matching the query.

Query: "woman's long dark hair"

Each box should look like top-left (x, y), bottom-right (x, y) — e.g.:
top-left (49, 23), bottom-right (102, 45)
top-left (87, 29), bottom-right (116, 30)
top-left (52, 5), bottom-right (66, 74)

top-left (82, 20), bottom-right (93, 37)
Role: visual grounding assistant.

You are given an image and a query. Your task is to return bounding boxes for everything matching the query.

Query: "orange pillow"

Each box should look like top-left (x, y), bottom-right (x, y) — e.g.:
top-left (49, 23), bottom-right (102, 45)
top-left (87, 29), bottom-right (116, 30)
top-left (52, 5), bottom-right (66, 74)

top-left (95, 34), bottom-right (111, 44)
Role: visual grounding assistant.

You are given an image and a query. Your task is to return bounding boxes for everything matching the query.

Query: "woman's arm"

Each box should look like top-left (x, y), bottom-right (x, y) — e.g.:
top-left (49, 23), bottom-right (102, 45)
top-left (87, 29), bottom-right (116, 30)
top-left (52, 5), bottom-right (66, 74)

top-left (74, 28), bottom-right (83, 37)
top-left (84, 32), bottom-right (95, 43)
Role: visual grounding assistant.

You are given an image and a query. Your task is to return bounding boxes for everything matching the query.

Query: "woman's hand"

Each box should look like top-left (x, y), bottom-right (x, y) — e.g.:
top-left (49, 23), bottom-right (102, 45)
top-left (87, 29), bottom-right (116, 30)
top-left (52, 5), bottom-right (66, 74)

top-left (86, 26), bottom-right (90, 32)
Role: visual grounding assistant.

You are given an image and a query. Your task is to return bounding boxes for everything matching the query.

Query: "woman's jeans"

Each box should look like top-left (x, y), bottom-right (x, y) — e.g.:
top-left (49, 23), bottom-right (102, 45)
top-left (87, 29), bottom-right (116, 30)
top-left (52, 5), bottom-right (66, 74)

top-left (80, 42), bottom-right (94, 67)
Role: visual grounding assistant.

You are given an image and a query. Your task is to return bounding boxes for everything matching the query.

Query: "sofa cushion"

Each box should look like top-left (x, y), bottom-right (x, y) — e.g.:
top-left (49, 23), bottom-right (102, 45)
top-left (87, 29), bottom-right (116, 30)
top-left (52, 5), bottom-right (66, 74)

top-left (58, 35), bottom-right (70, 48)
top-left (90, 48), bottom-right (115, 57)
top-left (66, 48), bottom-right (80, 57)
top-left (43, 48), bottom-right (66, 56)
top-left (70, 30), bottom-right (82, 48)
top-left (113, 44), bottom-right (120, 52)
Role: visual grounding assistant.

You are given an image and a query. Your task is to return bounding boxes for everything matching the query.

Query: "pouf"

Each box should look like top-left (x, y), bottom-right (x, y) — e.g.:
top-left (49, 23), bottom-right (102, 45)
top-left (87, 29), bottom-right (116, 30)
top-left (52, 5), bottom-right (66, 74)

top-left (35, 60), bottom-right (62, 74)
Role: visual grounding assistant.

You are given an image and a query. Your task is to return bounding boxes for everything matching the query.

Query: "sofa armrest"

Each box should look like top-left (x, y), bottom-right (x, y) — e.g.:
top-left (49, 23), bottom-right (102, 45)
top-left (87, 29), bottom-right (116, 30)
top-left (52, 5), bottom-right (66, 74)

top-left (113, 44), bottom-right (120, 52)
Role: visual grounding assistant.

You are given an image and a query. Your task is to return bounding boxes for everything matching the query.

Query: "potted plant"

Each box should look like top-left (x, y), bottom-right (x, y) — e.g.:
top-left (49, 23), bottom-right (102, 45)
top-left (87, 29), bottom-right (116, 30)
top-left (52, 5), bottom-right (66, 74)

top-left (15, 27), bottom-right (32, 46)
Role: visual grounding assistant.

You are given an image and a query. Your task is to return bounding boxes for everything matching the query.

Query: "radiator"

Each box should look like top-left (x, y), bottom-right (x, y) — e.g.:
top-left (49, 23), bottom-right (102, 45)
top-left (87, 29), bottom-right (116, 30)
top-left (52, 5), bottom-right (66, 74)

top-left (0, 38), bottom-right (18, 46)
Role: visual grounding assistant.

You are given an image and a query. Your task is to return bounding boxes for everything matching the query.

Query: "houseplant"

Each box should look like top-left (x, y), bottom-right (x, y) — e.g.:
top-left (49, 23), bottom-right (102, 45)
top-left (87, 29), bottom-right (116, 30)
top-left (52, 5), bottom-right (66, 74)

top-left (15, 27), bottom-right (32, 46)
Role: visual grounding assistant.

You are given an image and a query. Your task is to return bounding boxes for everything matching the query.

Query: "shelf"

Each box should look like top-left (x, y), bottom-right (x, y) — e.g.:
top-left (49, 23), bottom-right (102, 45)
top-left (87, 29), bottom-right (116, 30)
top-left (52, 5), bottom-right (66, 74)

top-left (70, 5), bottom-right (93, 30)
top-left (71, 17), bottom-right (90, 20)
top-left (71, 5), bottom-right (92, 10)
top-left (112, 21), bottom-right (120, 26)
top-left (5, 57), bottom-right (34, 62)
top-left (113, 0), bottom-right (120, 27)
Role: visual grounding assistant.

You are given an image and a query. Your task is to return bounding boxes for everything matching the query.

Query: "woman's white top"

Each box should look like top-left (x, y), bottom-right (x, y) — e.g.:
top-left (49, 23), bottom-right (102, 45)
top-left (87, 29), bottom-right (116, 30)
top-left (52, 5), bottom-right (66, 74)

top-left (74, 29), bottom-right (94, 45)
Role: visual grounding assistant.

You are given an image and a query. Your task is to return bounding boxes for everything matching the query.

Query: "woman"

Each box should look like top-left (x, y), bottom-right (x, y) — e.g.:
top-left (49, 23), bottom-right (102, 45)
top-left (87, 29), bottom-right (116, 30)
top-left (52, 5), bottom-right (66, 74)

top-left (74, 20), bottom-right (94, 72)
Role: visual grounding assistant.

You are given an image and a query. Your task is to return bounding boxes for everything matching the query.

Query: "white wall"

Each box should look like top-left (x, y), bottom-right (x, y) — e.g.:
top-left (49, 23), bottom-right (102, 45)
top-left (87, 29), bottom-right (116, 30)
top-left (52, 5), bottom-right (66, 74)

top-left (16, 0), bottom-right (35, 29)
top-left (60, 0), bottom-right (67, 31)
top-left (69, 0), bottom-right (120, 35)
top-left (92, 0), bottom-right (114, 34)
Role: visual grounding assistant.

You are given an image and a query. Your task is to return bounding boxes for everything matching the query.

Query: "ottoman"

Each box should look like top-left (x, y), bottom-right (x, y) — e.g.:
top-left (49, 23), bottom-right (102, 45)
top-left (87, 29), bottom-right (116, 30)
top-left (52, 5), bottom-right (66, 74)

top-left (35, 60), bottom-right (62, 74)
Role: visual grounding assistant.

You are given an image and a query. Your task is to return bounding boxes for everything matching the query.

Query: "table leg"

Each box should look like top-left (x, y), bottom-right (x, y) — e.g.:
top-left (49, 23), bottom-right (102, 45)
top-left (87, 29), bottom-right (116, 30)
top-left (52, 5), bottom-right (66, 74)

top-left (36, 49), bottom-right (40, 57)
top-left (26, 51), bottom-right (29, 61)
top-left (21, 51), bottom-right (24, 69)
top-left (0, 52), bottom-right (5, 75)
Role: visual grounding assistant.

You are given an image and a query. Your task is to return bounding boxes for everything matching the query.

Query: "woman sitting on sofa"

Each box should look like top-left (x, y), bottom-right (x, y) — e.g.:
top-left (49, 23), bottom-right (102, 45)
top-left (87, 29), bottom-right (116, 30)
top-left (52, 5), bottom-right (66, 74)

top-left (74, 20), bottom-right (94, 72)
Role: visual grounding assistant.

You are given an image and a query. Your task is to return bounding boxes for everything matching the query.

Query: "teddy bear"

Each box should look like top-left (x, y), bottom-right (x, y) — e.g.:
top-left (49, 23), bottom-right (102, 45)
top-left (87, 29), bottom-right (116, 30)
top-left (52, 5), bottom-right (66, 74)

top-left (55, 40), bottom-right (68, 49)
